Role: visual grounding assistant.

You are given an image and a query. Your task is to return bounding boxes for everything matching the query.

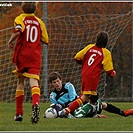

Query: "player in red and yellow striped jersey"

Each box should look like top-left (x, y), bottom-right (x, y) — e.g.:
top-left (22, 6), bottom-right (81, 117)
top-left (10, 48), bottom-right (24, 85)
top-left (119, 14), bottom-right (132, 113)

top-left (59, 31), bottom-right (116, 117)
top-left (8, 2), bottom-right (48, 124)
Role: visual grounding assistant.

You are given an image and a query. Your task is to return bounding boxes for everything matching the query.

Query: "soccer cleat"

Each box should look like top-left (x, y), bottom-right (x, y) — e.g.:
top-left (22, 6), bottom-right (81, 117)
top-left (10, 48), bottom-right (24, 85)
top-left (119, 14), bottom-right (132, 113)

top-left (14, 114), bottom-right (23, 122)
top-left (31, 103), bottom-right (40, 124)
top-left (58, 109), bottom-right (68, 118)
top-left (124, 109), bottom-right (133, 116)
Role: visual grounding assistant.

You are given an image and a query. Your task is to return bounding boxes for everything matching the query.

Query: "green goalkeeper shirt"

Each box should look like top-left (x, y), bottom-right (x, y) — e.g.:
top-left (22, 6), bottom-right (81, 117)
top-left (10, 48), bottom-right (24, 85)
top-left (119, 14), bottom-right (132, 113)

top-left (73, 99), bottom-right (103, 118)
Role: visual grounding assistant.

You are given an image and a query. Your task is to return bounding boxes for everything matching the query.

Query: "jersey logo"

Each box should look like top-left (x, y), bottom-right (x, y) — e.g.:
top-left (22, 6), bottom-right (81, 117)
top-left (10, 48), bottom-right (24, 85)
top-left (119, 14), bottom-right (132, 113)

top-left (60, 92), bottom-right (64, 95)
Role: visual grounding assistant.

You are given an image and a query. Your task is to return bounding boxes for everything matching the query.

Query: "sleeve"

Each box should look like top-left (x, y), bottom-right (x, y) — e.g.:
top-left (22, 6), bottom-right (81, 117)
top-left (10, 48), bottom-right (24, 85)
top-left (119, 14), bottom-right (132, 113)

top-left (38, 18), bottom-right (49, 44)
top-left (102, 49), bottom-right (114, 71)
top-left (67, 82), bottom-right (78, 102)
top-left (74, 44), bottom-right (95, 64)
top-left (74, 103), bottom-right (92, 118)
top-left (96, 99), bottom-right (103, 114)
top-left (102, 48), bottom-right (115, 77)
top-left (60, 83), bottom-right (78, 108)
top-left (13, 16), bottom-right (25, 33)
top-left (49, 92), bottom-right (57, 104)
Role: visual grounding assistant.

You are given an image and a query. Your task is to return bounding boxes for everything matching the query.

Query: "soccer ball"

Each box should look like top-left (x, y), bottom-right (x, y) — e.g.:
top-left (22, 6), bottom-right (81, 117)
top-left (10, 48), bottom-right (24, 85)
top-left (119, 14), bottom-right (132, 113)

top-left (45, 107), bottom-right (58, 118)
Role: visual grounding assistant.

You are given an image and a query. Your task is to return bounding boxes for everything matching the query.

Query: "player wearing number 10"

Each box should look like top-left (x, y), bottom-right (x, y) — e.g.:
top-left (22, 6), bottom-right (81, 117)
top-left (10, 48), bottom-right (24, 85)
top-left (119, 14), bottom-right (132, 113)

top-left (8, 2), bottom-right (48, 124)
top-left (59, 31), bottom-right (116, 117)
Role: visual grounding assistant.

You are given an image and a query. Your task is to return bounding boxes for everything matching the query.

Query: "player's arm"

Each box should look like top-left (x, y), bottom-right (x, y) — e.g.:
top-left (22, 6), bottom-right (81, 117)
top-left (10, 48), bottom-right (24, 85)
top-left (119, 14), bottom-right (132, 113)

top-left (102, 49), bottom-right (116, 78)
top-left (68, 83), bottom-right (78, 102)
top-left (60, 83), bottom-right (78, 108)
top-left (50, 93), bottom-right (57, 104)
top-left (8, 16), bottom-right (23, 50)
top-left (38, 18), bottom-right (49, 45)
top-left (8, 31), bottom-right (20, 50)
top-left (94, 114), bottom-right (108, 118)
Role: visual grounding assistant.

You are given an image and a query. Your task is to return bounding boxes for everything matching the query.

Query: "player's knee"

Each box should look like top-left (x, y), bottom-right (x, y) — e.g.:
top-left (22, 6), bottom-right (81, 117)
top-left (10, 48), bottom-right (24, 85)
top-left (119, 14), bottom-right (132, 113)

top-left (102, 102), bottom-right (107, 109)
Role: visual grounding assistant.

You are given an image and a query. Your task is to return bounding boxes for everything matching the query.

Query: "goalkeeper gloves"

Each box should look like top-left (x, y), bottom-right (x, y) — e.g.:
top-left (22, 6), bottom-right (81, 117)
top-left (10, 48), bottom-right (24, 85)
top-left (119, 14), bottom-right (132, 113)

top-left (50, 103), bottom-right (62, 112)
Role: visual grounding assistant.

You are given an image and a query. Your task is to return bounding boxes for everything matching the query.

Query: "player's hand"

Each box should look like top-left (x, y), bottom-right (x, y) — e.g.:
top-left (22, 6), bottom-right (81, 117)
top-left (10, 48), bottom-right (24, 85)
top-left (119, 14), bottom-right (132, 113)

top-left (106, 70), bottom-right (116, 78)
top-left (55, 104), bottom-right (62, 112)
top-left (110, 70), bottom-right (116, 77)
top-left (50, 103), bottom-right (56, 108)
top-left (50, 103), bottom-right (62, 112)
top-left (95, 114), bottom-right (108, 118)
top-left (8, 42), bottom-right (14, 50)
top-left (60, 103), bottom-right (66, 108)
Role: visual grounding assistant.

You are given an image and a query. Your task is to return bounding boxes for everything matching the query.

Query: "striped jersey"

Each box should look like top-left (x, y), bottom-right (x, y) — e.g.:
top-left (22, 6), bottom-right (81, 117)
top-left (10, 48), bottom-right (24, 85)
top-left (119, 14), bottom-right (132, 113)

top-left (73, 99), bottom-right (103, 118)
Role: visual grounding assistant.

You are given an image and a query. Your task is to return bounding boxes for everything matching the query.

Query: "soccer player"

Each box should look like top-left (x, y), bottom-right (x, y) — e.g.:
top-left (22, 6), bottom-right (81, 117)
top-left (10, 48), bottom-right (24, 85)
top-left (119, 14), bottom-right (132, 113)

top-left (8, 2), bottom-right (48, 124)
top-left (58, 31), bottom-right (116, 117)
top-left (71, 98), bottom-right (133, 118)
top-left (48, 71), bottom-right (78, 110)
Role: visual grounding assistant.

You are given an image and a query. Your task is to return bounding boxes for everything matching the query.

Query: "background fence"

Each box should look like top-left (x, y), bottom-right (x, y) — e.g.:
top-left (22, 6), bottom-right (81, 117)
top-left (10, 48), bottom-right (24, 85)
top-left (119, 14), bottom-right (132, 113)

top-left (0, 2), bottom-right (132, 102)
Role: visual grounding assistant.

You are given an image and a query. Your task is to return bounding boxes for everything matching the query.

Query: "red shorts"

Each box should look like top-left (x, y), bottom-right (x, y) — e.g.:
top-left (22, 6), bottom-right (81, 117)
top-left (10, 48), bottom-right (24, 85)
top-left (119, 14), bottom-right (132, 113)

top-left (81, 76), bottom-right (99, 96)
top-left (13, 66), bottom-right (40, 80)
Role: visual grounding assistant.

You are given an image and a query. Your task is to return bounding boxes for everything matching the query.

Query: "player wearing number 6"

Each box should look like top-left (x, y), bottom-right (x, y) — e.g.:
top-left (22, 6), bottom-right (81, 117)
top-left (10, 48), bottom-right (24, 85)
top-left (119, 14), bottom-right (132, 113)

top-left (8, 2), bottom-right (48, 124)
top-left (59, 31), bottom-right (116, 117)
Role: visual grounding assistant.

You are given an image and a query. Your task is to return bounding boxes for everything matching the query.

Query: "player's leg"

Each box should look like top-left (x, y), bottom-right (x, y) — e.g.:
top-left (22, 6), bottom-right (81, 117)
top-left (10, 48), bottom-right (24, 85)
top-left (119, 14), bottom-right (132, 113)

top-left (58, 79), bottom-right (98, 117)
top-left (14, 75), bottom-right (25, 122)
top-left (30, 78), bottom-right (40, 106)
top-left (59, 94), bottom-right (89, 117)
top-left (23, 67), bottom-right (41, 123)
top-left (30, 78), bottom-right (40, 124)
top-left (102, 102), bottom-right (128, 116)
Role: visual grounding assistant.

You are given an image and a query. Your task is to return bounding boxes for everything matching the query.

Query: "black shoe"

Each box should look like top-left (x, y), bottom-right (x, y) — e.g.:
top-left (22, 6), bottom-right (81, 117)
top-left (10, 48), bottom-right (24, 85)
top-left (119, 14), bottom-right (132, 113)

top-left (14, 115), bottom-right (23, 122)
top-left (31, 103), bottom-right (40, 124)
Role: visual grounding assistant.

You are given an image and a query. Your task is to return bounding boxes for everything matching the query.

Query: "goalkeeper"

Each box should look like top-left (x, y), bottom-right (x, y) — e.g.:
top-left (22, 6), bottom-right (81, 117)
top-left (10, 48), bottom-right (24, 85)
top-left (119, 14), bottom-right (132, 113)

top-left (48, 71), bottom-right (78, 109)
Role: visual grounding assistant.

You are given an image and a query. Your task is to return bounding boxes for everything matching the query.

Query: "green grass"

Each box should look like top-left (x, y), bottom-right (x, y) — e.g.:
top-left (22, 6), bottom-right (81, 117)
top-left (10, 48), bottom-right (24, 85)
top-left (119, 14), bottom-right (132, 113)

top-left (0, 102), bottom-right (133, 131)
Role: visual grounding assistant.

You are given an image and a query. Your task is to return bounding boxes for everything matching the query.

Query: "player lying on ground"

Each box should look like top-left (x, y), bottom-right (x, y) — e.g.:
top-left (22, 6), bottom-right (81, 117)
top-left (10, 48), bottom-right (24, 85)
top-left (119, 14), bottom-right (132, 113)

top-left (45, 95), bottom-right (133, 118)
top-left (70, 98), bottom-right (133, 118)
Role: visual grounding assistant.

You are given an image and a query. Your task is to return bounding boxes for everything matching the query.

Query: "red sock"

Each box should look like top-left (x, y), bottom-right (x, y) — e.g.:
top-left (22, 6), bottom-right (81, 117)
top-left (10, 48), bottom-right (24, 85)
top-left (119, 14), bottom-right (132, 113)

top-left (65, 97), bottom-right (84, 114)
top-left (15, 90), bottom-right (24, 115)
top-left (31, 86), bottom-right (40, 106)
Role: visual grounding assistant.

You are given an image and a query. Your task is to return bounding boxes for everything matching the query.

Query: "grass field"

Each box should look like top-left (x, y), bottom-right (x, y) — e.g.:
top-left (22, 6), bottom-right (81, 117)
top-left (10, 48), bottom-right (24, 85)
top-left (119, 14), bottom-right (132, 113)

top-left (0, 102), bottom-right (133, 131)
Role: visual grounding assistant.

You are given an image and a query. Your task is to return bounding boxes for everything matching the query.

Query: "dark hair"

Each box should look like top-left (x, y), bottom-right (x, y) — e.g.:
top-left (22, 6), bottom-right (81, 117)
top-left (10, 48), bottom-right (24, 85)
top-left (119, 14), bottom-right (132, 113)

top-left (48, 72), bottom-right (62, 83)
top-left (95, 31), bottom-right (108, 48)
top-left (21, 2), bottom-right (37, 13)
top-left (89, 93), bottom-right (99, 103)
